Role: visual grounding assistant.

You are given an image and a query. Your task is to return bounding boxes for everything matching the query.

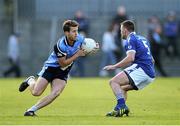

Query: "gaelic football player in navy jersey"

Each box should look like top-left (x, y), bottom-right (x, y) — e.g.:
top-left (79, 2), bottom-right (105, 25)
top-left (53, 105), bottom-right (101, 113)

top-left (104, 20), bottom-right (155, 117)
top-left (18, 20), bottom-right (96, 116)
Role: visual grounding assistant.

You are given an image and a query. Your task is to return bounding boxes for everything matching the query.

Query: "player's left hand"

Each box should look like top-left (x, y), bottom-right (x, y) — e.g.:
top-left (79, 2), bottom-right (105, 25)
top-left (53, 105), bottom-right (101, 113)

top-left (103, 65), bottom-right (116, 70)
top-left (91, 42), bottom-right (99, 54)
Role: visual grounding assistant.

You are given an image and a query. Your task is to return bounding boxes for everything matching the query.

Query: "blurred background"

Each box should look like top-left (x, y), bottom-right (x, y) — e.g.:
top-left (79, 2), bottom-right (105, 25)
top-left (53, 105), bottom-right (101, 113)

top-left (0, 0), bottom-right (180, 78)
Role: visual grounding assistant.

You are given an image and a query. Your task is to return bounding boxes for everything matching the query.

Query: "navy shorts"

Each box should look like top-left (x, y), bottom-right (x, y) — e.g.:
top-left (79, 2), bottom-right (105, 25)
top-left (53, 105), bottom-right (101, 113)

top-left (38, 66), bottom-right (72, 83)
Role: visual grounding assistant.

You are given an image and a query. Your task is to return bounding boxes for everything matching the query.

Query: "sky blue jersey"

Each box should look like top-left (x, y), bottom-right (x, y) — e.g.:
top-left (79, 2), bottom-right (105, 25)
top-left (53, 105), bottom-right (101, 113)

top-left (124, 32), bottom-right (155, 78)
top-left (43, 34), bottom-right (84, 70)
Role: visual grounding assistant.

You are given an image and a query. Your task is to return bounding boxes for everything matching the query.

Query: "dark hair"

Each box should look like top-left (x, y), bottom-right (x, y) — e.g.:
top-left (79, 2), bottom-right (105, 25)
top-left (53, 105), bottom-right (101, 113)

top-left (63, 20), bottom-right (79, 32)
top-left (108, 22), bottom-right (115, 32)
top-left (121, 20), bottom-right (135, 32)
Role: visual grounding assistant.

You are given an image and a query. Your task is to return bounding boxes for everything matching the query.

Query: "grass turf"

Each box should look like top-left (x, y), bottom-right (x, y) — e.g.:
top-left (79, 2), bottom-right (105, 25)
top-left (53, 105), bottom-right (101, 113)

top-left (0, 77), bottom-right (180, 125)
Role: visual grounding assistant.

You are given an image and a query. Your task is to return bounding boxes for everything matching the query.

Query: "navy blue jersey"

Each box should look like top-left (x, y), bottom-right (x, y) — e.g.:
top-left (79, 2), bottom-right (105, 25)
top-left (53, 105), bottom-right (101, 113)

top-left (124, 32), bottom-right (155, 78)
top-left (43, 34), bottom-right (84, 70)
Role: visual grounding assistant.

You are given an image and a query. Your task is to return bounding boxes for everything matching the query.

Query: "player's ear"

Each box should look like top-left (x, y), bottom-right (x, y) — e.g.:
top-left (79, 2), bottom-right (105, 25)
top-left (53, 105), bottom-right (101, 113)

top-left (64, 31), bottom-right (69, 36)
top-left (124, 28), bottom-right (128, 35)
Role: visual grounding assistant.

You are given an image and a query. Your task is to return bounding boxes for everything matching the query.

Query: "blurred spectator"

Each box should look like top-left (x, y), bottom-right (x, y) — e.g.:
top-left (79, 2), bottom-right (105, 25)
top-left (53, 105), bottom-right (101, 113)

top-left (112, 5), bottom-right (128, 62)
top-left (148, 16), bottom-right (168, 77)
top-left (163, 11), bottom-right (179, 59)
top-left (3, 33), bottom-right (21, 77)
top-left (70, 10), bottom-right (90, 77)
top-left (99, 23), bottom-right (117, 77)
top-left (73, 10), bottom-right (89, 37)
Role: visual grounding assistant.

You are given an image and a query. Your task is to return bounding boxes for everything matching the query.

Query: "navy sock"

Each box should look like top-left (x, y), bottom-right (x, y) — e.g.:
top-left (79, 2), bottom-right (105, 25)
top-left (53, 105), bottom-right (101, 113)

top-left (114, 98), bottom-right (126, 111)
top-left (117, 98), bottom-right (125, 105)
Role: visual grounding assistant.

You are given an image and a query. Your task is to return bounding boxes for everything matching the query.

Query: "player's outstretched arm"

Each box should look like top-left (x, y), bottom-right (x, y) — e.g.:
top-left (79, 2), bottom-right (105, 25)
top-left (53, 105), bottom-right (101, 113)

top-left (103, 51), bottom-right (135, 70)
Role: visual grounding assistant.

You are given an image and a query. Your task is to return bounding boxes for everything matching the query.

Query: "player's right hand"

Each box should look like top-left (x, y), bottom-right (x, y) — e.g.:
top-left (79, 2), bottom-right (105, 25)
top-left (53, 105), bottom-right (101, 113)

top-left (91, 42), bottom-right (100, 54)
top-left (103, 65), bottom-right (116, 70)
top-left (76, 49), bottom-right (86, 57)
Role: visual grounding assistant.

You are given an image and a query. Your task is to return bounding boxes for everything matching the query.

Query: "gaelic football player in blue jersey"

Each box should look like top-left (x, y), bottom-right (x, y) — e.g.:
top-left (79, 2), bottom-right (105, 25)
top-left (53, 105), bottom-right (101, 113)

top-left (19, 20), bottom-right (94, 116)
top-left (104, 20), bottom-right (155, 117)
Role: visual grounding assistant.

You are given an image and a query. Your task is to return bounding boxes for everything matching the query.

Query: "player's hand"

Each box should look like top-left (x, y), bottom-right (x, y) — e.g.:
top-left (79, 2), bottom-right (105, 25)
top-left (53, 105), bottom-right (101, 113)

top-left (91, 42), bottom-right (100, 54)
top-left (76, 49), bottom-right (86, 57)
top-left (103, 65), bottom-right (116, 70)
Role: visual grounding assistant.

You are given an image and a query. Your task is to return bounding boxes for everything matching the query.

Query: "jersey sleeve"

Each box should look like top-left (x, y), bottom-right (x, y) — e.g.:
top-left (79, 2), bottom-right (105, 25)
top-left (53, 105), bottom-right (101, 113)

top-left (53, 42), bottom-right (67, 58)
top-left (125, 37), bottom-right (136, 54)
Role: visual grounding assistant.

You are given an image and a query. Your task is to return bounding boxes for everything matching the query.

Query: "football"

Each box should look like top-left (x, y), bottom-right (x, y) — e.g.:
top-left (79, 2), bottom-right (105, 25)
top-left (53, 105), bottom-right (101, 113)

top-left (81, 38), bottom-right (97, 54)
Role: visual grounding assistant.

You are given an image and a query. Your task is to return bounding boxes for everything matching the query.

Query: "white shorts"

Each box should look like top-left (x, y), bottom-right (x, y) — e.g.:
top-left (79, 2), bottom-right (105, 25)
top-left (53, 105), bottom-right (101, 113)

top-left (124, 64), bottom-right (155, 90)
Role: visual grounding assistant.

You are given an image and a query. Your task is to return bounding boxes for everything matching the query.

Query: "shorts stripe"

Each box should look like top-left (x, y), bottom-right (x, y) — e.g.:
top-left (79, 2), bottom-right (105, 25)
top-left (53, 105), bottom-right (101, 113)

top-left (124, 71), bottom-right (138, 90)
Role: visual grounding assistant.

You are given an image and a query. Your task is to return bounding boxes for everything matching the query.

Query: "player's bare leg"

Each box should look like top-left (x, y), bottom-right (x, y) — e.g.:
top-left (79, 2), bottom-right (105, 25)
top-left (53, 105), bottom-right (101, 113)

top-left (121, 85), bottom-right (134, 101)
top-left (106, 71), bottom-right (132, 117)
top-left (33, 79), bottom-right (65, 109)
top-left (29, 77), bottom-right (48, 96)
top-left (109, 71), bottom-right (130, 102)
top-left (24, 79), bottom-right (66, 116)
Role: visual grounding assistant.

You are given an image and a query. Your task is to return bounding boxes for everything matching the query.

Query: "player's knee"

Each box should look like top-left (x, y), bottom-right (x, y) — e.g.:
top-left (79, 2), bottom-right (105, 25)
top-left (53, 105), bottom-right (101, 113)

top-left (32, 90), bottom-right (42, 96)
top-left (109, 78), bottom-right (121, 87)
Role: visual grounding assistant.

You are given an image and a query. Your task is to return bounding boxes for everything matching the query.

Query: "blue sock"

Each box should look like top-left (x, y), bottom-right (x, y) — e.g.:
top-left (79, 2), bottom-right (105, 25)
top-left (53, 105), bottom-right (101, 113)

top-left (117, 98), bottom-right (125, 105)
top-left (115, 92), bottom-right (125, 105)
top-left (114, 98), bottom-right (126, 111)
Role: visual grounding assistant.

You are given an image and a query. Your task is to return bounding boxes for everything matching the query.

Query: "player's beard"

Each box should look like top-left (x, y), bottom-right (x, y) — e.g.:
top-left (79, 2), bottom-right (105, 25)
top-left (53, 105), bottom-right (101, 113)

top-left (69, 36), bottom-right (76, 42)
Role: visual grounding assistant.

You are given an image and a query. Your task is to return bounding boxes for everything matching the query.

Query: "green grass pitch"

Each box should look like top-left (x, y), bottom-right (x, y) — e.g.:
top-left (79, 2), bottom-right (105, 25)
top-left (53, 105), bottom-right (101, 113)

top-left (0, 77), bottom-right (180, 125)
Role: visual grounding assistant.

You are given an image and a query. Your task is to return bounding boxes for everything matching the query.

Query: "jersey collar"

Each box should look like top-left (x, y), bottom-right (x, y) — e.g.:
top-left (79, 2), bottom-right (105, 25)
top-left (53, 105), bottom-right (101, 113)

top-left (64, 36), bottom-right (75, 47)
top-left (127, 32), bottom-right (136, 39)
top-left (64, 36), bottom-right (68, 46)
